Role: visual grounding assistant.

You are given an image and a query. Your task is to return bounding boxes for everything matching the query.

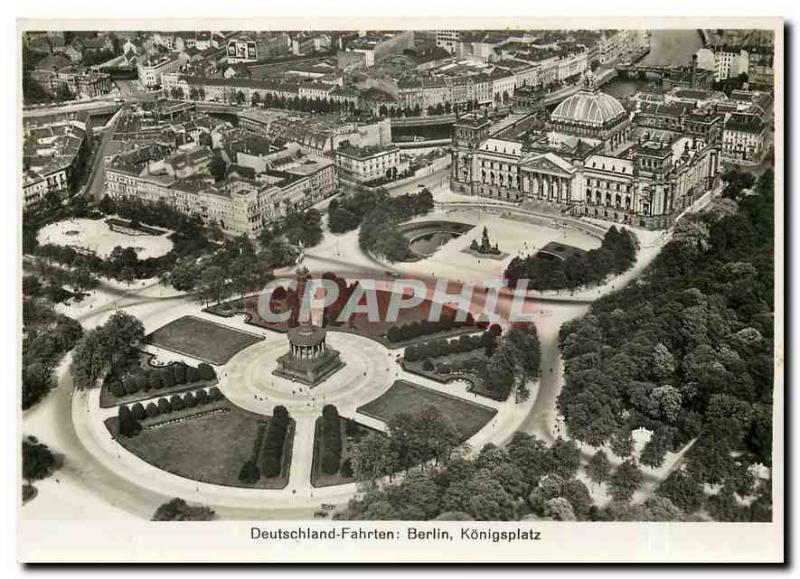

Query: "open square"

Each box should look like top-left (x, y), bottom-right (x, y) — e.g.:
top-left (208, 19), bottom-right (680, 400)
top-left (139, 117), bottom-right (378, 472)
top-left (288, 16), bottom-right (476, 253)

top-left (37, 217), bottom-right (174, 259)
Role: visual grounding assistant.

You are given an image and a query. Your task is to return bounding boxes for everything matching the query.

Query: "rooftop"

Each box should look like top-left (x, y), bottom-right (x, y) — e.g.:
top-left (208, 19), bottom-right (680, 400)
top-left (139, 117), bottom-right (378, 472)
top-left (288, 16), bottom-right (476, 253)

top-left (336, 143), bottom-right (397, 159)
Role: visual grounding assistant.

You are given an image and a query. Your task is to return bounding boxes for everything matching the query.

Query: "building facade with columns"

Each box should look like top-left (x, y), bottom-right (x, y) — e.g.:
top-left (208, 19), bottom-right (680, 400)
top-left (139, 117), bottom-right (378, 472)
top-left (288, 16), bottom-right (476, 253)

top-left (450, 75), bottom-right (721, 229)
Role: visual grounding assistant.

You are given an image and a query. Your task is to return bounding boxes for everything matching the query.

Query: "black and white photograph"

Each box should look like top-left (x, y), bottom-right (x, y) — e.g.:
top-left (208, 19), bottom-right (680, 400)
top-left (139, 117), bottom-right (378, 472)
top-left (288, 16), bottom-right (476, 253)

top-left (12, 10), bottom-right (784, 565)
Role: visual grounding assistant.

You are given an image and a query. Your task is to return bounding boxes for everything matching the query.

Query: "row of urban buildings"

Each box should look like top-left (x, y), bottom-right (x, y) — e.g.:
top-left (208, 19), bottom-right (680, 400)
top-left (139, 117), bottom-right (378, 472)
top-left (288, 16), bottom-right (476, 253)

top-left (22, 113), bottom-right (91, 207)
top-left (99, 99), bottom-right (406, 236)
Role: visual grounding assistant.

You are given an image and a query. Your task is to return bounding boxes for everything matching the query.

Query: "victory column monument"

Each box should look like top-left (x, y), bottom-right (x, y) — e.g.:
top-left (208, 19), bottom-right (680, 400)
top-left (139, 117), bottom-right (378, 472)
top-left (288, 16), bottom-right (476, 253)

top-left (272, 266), bottom-right (344, 386)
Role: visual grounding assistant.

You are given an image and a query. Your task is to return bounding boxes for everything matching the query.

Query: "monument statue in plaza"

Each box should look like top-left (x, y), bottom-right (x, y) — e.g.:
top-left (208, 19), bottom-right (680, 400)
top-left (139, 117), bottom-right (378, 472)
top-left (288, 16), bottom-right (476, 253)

top-left (272, 266), bottom-right (344, 386)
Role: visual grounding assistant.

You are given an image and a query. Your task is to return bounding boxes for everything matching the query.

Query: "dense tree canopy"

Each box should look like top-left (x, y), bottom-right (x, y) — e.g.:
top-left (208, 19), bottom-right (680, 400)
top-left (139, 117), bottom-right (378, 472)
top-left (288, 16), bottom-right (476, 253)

top-left (557, 169), bottom-right (774, 521)
top-left (22, 436), bottom-right (57, 483)
top-left (71, 311), bottom-right (144, 389)
top-left (347, 435), bottom-right (605, 521)
top-left (22, 299), bottom-right (83, 409)
top-left (327, 187), bottom-right (434, 262)
top-left (505, 226), bottom-right (637, 291)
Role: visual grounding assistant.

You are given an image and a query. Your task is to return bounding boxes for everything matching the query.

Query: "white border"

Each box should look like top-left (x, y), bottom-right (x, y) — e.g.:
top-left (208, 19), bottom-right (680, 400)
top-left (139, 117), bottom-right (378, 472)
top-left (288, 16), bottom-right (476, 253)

top-left (4, 0), bottom-right (793, 571)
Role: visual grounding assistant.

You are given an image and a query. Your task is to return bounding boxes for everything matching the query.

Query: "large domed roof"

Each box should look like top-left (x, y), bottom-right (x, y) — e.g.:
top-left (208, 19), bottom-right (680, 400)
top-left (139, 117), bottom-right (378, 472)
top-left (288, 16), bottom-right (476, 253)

top-left (550, 90), bottom-right (626, 127)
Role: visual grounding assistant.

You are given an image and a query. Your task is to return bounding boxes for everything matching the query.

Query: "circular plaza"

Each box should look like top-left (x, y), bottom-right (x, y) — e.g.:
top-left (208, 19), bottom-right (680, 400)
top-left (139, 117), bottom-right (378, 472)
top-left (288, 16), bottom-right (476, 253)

top-left (216, 330), bottom-right (401, 420)
top-left (37, 217), bottom-right (173, 259)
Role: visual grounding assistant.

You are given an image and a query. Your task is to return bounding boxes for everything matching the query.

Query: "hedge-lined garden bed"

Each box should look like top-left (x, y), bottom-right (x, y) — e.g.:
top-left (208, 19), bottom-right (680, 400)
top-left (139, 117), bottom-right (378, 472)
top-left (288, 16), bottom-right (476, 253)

top-left (100, 358), bottom-right (218, 408)
top-left (106, 397), bottom-right (294, 489)
top-left (311, 409), bottom-right (382, 488)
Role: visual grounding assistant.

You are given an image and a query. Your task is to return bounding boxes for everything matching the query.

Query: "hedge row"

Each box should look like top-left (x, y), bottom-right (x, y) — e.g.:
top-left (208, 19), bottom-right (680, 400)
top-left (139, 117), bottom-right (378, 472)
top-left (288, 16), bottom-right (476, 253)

top-left (404, 329), bottom-right (497, 363)
top-left (116, 386), bottom-right (223, 437)
top-left (238, 422), bottom-right (267, 484)
top-left (259, 406), bottom-right (290, 478)
top-left (385, 314), bottom-right (475, 343)
top-left (320, 405), bottom-right (343, 475)
top-left (424, 356), bottom-right (488, 376)
top-left (110, 362), bottom-right (216, 398)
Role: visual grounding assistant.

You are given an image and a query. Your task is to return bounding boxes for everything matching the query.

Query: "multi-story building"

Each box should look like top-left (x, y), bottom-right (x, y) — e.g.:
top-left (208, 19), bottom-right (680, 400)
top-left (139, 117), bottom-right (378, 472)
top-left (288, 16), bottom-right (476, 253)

top-left (435, 30), bottom-right (461, 54)
top-left (162, 73), bottom-right (300, 104)
top-left (695, 47), bottom-right (750, 81)
top-left (104, 140), bottom-right (337, 238)
top-left (137, 54), bottom-right (183, 88)
top-left (597, 29), bottom-right (638, 64)
top-left (226, 33), bottom-right (290, 64)
top-left (722, 112), bottom-right (767, 164)
top-left (298, 81), bottom-right (337, 101)
top-left (343, 31), bottom-right (415, 68)
top-left (334, 144), bottom-right (408, 183)
top-left (30, 54), bottom-right (112, 98)
top-left (22, 116), bottom-right (89, 208)
top-left (238, 108), bottom-right (391, 154)
top-left (450, 79), bottom-right (721, 229)
top-left (291, 33), bottom-right (332, 56)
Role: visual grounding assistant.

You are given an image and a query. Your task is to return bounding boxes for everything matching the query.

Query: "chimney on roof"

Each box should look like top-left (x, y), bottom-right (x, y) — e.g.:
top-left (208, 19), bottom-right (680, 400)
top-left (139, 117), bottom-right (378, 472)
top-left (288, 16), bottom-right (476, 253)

top-left (691, 54), bottom-right (698, 89)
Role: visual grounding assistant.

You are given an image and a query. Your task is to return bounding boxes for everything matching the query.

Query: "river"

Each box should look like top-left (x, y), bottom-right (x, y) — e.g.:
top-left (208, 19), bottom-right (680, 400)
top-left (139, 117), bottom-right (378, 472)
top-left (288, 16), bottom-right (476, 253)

top-left (602, 29), bottom-right (706, 101)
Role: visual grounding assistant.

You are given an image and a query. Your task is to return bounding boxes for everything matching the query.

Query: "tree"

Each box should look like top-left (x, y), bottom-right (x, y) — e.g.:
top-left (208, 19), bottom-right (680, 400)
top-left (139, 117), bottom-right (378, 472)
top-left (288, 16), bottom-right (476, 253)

top-left (117, 405), bottom-right (140, 437)
top-left (321, 404), bottom-right (343, 475)
top-left (170, 394), bottom-right (184, 411)
top-left (351, 432), bottom-right (396, 482)
top-left (544, 497), bottom-right (577, 521)
top-left (110, 381), bottom-right (125, 398)
top-left (22, 436), bottom-right (56, 484)
top-left (152, 498), bottom-right (215, 521)
top-left (22, 363), bottom-right (53, 410)
top-left (360, 499), bottom-right (399, 520)
top-left (70, 328), bottom-right (109, 389)
top-left (647, 385), bottom-right (682, 423)
top-left (610, 428), bottom-right (634, 458)
top-left (434, 510), bottom-right (474, 521)
top-left (239, 460), bottom-right (261, 484)
top-left (209, 153), bottom-right (227, 183)
top-left (722, 167), bottom-right (756, 200)
top-left (55, 83), bottom-right (75, 102)
top-left (100, 311), bottom-right (145, 371)
top-left (131, 402), bottom-right (146, 420)
top-left (657, 469), bottom-right (705, 514)
top-left (389, 470), bottom-right (441, 519)
top-left (166, 260), bottom-right (201, 292)
top-left (609, 459), bottom-right (643, 503)
top-left (640, 428), bottom-right (673, 468)
top-left (195, 389), bottom-right (209, 405)
top-left (586, 450), bottom-right (611, 485)
top-left (197, 363), bottom-right (216, 382)
top-left (461, 470), bottom-right (517, 521)
top-left (183, 391), bottom-right (197, 407)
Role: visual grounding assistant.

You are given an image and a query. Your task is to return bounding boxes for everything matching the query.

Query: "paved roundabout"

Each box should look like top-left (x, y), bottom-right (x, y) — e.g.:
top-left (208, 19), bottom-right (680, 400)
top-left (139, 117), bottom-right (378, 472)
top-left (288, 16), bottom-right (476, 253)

top-left (217, 330), bottom-right (401, 420)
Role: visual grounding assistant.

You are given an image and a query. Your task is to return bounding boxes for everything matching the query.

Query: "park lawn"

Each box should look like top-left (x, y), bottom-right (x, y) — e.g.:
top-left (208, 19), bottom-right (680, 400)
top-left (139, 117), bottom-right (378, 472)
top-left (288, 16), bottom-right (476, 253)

top-left (146, 315), bottom-right (263, 365)
top-left (106, 405), bottom-right (292, 489)
top-left (357, 380), bottom-right (496, 442)
top-left (310, 417), bottom-right (379, 488)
